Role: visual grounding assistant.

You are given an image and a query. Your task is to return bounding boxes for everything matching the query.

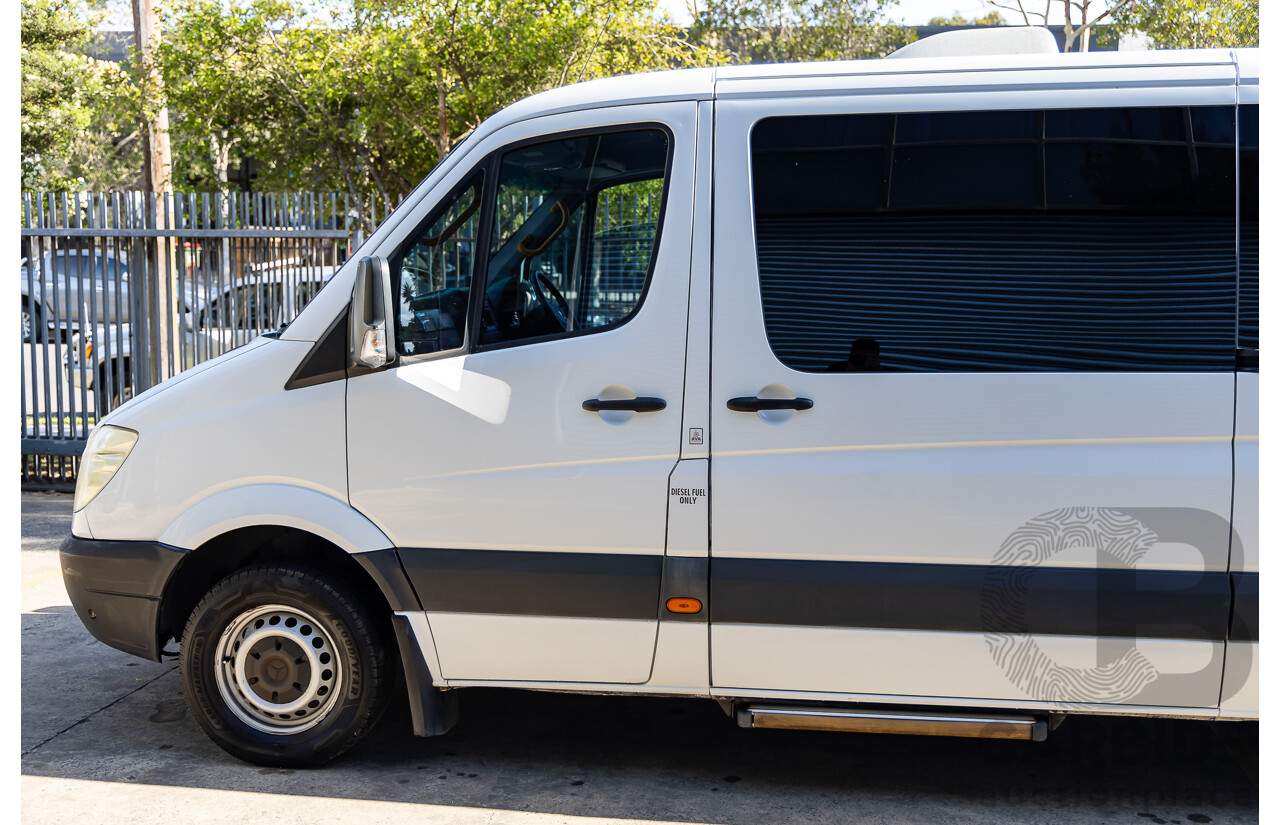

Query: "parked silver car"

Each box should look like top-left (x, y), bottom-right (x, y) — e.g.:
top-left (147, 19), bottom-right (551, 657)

top-left (20, 249), bottom-right (131, 342)
top-left (65, 263), bottom-right (336, 414)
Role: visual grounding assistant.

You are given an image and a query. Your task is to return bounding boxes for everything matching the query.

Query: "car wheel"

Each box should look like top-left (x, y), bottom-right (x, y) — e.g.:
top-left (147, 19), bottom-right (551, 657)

top-left (179, 564), bottom-right (393, 767)
top-left (22, 299), bottom-right (41, 343)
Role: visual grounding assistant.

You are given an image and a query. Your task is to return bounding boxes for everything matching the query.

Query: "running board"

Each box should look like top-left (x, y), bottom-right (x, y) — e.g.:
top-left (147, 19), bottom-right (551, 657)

top-left (737, 705), bottom-right (1049, 741)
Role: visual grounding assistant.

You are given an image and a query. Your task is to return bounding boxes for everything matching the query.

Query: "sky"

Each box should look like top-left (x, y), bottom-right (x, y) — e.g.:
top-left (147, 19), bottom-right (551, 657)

top-left (656, 0), bottom-right (1070, 26)
top-left (98, 0), bottom-right (1069, 30)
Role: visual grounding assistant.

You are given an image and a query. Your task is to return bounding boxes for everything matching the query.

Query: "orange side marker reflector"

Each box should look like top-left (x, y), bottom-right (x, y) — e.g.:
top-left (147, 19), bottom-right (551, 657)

top-left (666, 597), bottom-right (703, 614)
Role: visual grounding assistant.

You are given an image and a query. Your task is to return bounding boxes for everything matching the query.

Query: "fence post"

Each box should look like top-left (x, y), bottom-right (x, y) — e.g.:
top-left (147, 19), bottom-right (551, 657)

top-left (127, 191), bottom-right (153, 395)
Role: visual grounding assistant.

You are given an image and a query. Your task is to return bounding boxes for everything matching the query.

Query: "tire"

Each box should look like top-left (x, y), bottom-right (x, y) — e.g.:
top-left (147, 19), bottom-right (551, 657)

top-left (179, 564), bottom-right (393, 767)
top-left (95, 361), bottom-right (133, 417)
top-left (22, 299), bottom-right (41, 343)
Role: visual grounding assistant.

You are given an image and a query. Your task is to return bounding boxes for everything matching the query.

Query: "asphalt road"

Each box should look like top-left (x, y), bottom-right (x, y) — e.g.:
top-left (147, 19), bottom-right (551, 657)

top-left (20, 490), bottom-right (1259, 825)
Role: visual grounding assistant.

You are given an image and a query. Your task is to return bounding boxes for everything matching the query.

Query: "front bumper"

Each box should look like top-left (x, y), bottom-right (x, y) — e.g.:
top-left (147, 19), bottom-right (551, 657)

top-left (59, 535), bottom-right (187, 661)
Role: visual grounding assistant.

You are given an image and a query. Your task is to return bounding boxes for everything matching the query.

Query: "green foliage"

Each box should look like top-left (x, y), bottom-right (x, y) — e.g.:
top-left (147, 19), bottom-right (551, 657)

top-left (158, 0), bottom-right (286, 188)
top-left (689, 0), bottom-right (916, 63)
top-left (21, 0), bottom-right (141, 189)
top-left (926, 11), bottom-right (1005, 25)
top-left (156, 0), bottom-right (722, 199)
top-left (26, 0), bottom-right (924, 196)
top-left (1110, 0), bottom-right (1258, 48)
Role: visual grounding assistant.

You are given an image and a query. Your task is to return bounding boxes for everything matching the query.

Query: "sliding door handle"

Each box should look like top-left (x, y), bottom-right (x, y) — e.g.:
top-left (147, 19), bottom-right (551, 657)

top-left (583, 397), bottom-right (667, 413)
top-left (727, 396), bottom-right (814, 412)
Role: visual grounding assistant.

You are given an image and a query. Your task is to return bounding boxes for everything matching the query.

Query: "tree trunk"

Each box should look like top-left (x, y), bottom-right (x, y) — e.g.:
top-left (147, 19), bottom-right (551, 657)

top-left (133, 0), bottom-right (177, 383)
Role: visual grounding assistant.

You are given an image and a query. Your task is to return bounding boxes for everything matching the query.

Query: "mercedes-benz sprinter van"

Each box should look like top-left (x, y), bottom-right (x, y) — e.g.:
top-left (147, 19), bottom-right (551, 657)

top-left (61, 33), bottom-right (1260, 766)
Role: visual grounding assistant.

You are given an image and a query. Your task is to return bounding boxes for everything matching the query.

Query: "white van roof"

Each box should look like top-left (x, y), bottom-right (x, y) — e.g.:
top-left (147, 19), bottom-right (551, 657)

top-left (484, 47), bottom-right (1250, 139)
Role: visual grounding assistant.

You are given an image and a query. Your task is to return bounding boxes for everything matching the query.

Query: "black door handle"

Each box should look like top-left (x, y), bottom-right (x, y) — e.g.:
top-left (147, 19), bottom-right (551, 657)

top-left (583, 397), bottom-right (667, 413)
top-left (727, 396), bottom-right (814, 412)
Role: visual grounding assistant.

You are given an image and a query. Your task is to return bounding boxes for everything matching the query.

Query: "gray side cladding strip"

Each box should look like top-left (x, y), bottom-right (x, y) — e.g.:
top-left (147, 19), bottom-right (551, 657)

top-left (396, 548), bottom-right (1233, 640)
top-left (659, 556), bottom-right (709, 622)
top-left (1230, 571), bottom-right (1258, 642)
top-left (712, 558), bottom-right (1232, 640)
top-left (353, 548), bottom-right (423, 612)
top-left (398, 548), bottom-right (664, 620)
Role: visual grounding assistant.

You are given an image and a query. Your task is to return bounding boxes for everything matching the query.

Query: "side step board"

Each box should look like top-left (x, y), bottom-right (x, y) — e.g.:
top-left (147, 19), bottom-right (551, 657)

top-left (737, 705), bottom-right (1049, 741)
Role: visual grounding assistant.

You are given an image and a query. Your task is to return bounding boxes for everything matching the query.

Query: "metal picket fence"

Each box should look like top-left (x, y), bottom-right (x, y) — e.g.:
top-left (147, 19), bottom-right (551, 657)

top-left (19, 186), bottom-right (657, 487)
top-left (19, 190), bottom-right (395, 487)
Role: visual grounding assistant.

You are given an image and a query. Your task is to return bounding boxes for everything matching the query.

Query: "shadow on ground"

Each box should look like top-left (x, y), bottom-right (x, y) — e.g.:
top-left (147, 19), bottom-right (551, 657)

top-left (21, 669), bottom-right (1258, 825)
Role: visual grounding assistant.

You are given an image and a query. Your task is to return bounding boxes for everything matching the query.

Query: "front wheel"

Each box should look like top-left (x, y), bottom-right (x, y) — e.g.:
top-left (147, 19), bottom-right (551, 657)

top-left (179, 564), bottom-right (392, 767)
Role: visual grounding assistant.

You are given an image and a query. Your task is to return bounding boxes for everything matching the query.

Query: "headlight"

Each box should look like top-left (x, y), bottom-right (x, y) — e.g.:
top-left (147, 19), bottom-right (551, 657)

top-left (74, 425), bottom-right (139, 512)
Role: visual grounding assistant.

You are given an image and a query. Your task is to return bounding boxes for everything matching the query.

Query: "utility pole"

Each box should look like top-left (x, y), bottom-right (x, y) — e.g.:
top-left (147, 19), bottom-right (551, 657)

top-left (132, 0), bottom-right (176, 384)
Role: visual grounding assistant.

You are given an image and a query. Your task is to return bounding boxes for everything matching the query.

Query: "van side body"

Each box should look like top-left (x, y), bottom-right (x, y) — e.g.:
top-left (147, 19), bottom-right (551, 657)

top-left (61, 46), bottom-right (1260, 766)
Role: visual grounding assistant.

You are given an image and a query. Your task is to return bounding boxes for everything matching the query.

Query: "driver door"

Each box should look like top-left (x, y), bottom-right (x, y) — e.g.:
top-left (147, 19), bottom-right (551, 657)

top-left (347, 103), bottom-right (698, 685)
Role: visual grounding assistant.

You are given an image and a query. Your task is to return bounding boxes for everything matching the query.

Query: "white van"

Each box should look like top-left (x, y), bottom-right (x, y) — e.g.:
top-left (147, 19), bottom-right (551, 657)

top-left (60, 35), bottom-right (1260, 767)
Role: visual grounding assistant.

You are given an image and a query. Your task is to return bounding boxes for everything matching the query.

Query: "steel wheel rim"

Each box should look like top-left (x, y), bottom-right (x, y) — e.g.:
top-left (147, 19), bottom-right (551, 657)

top-left (22, 308), bottom-right (31, 341)
top-left (213, 604), bottom-right (344, 735)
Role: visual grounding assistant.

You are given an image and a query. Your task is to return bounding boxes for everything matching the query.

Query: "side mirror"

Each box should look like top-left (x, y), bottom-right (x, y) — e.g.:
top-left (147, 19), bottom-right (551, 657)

top-left (350, 255), bottom-right (396, 369)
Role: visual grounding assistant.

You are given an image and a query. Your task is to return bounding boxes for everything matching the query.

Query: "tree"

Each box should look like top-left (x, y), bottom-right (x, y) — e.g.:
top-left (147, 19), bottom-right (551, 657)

top-left (154, 0), bottom-right (721, 202)
top-left (985, 0), bottom-right (1135, 52)
top-left (21, 0), bottom-right (141, 189)
top-left (927, 11), bottom-right (1006, 24)
top-left (158, 0), bottom-right (281, 189)
top-left (1110, 0), bottom-right (1258, 48)
top-left (688, 0), bottom-right (916, 64)
top-left (59, 56), bottom-right (145, 190)
top-left (340, 0), bottom-right (720, 198)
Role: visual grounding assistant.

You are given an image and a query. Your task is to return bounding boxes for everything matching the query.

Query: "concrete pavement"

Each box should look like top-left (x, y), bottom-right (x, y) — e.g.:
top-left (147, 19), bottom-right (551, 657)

top-left (20, 491), bottom-right (1259, 825)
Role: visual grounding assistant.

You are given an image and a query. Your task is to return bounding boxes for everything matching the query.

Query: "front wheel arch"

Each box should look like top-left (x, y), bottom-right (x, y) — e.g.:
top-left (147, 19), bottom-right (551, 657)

top-left (157, 526), bottom-right (397, 652)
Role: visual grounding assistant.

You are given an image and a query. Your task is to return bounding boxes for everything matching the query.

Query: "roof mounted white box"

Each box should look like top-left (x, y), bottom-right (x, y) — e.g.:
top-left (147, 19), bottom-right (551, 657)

top-left (888, 26), bottom-right (1060, 59)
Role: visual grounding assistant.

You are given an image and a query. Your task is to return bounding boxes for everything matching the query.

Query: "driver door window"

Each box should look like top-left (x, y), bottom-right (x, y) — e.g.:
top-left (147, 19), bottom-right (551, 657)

top-left (480, 128), bottom-right (670, 346)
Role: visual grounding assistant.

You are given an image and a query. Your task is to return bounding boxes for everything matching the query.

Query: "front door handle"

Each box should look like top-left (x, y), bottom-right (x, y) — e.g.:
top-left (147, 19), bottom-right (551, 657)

top-left (727, 396), bottom-right (814, 412)
top-left (583, 397), bottom-right (667, 413)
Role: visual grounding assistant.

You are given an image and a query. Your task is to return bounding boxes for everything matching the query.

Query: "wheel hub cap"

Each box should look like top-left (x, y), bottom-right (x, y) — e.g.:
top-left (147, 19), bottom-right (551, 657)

top-left (213, 605), bottom-right (343, 735)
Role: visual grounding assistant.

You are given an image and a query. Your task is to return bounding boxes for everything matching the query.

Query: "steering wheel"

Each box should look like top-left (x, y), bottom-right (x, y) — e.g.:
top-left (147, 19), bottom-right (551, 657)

top-left (530, 269), bottom-right (571, 332)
